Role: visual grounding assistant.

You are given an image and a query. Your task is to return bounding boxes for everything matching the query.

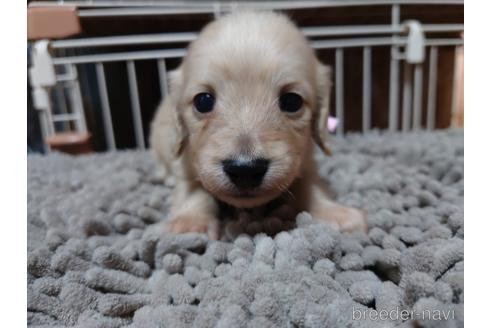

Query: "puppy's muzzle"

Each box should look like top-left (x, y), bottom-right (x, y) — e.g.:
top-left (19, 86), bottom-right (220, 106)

top-left (222, 158), bottom-right (269, 190)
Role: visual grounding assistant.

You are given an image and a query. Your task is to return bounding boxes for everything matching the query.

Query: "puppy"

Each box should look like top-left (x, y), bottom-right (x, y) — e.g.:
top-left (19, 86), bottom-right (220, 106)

top-left (151, 11), bottom-right (367, 239)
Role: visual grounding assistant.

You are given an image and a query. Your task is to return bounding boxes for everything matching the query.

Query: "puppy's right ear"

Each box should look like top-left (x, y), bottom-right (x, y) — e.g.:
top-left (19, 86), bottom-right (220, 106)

top-left (167, 67), bottom-right (189, 156)
top-left (312, 63), bottom-right (333, 155)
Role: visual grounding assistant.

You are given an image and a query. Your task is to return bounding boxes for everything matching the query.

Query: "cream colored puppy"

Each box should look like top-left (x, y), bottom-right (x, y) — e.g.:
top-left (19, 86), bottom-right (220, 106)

top-left (151, 11), bottom-right (367, 239)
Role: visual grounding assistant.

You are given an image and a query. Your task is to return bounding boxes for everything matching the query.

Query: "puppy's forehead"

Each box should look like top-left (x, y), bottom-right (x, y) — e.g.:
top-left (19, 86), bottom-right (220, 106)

top-left (184, 11), bottom-right (317, 85)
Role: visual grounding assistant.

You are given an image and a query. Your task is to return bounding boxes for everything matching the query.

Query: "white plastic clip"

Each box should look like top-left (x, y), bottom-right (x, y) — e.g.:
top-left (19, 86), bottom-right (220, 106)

top-left (31, 87), bottom-right (51, 111)
top-left (29, 40), bottom-right (56, 88)
top-left (403, 20), bottom-right (426, 64)
top-left (29, 40), bottom-right (57, 111)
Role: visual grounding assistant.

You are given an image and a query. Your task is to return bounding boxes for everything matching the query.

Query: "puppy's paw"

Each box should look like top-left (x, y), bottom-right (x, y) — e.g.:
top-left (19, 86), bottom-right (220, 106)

top-left (167, 214), bottom-right (220, 240)
top-left (313, 206), bottom-right (368, 233)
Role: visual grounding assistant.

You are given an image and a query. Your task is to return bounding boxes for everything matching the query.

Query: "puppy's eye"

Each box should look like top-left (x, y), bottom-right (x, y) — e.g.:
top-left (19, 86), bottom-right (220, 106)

top-left (279, 92), bottom-right (303, 113)
top-left (193, 92), bottom-right (215, 114)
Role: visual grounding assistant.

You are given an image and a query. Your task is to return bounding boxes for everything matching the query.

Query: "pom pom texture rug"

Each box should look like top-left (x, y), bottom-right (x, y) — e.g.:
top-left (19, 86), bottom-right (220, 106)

top-left (27, 130), bottom-right (464, 328)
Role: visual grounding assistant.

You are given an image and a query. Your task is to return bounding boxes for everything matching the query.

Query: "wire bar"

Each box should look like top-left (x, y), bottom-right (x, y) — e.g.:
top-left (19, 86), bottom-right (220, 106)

top-left (362, 46), bottom-right (372, 133)
top-left (95, 63), bottom-right (116, 150)
top-left (412, 64), bottom-right (424, 130)
top-left (336, 48), bottom-right (344, 136)
top-left (426, 47), bottom-right (439, 130)
top-left (127, 60), bottom-right (146, 149)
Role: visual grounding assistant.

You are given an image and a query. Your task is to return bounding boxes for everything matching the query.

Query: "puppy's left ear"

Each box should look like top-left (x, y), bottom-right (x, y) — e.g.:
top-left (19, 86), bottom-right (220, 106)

top-left (168, 67), bottom-right (189, 157)
top-left (312, 63), bottom-right (332, 155)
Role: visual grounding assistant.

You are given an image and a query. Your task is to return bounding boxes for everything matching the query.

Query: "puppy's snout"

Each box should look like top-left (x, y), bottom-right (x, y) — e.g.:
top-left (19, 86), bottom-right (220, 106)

top-left (222, 158), bottom-right (269, 189)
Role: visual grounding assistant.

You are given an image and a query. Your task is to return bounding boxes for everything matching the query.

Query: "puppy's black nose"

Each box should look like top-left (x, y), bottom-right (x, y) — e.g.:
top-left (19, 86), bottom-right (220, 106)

top-left (222, 158), bottom-right (269, 190)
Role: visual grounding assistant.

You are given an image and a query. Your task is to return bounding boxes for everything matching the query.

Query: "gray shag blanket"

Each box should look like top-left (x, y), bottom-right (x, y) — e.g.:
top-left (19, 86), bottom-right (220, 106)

top-left (27, 130), bottom-right (464, 328)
